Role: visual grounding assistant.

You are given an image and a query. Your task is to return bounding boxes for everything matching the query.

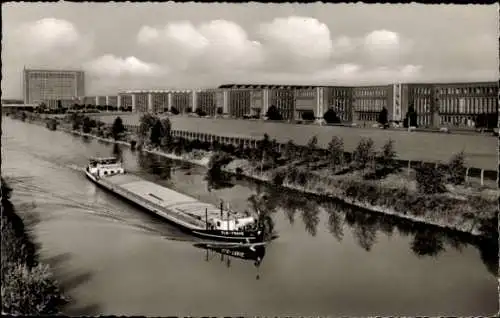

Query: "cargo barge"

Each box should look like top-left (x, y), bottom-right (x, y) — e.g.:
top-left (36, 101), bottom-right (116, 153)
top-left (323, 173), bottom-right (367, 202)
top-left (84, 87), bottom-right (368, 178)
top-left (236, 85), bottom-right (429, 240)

top-left (85, 157), bottom-right (264, 243)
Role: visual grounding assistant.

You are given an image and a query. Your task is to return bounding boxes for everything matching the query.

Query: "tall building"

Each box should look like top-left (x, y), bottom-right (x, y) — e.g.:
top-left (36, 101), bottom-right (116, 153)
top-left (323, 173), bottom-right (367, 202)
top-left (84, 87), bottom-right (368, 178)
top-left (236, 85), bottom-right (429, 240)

top-left (23, 68), bottom-right (85, 109)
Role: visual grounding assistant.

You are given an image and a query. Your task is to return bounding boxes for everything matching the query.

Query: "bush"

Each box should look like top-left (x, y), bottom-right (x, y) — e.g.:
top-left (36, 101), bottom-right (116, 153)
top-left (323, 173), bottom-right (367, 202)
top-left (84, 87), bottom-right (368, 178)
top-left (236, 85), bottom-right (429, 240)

top-left (323, 108), bottom-right (341, 124)
top-left (447, 151), bottom-right (466, 185)
top-left (1, 263), bottom-right (67, 316)
top-left (216, 107), bottom-right (223, 115)
top-left (353, 138), bottom-right (375, 169)
top-left (327, 136), bottom-right (344, 170)
top-left (266, 105), bottom-right (282, 121)
top-left (415, 164), bottom-right (446, 194)
top-left (195, 108), bottom-right (207, 117)
top-left (170, 107), bottom-right (180, 115)
top-left (111, 116), bottom-right (125, 140)
top-left (272, 168), bottom-right (287, 186)
top-left (186, 107), bottom-right (193, 113)
top-left (301, 111), bottom-right (315, 121)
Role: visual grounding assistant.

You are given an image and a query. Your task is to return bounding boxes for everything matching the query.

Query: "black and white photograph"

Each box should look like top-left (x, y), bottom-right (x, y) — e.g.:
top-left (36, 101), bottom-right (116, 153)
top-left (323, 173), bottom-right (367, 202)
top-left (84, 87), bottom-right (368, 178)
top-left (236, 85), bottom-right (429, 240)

top-left (1, 1), bottom-right (499, 316)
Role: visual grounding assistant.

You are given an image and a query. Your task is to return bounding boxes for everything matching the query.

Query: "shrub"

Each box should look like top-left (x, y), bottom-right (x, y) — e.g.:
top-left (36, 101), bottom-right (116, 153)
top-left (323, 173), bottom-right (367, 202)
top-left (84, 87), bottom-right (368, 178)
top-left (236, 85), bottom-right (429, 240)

top-left (327, 136), bottom-right (344, 170)
top-left (323, 108), bottom-right (341, 124)
top-left (111, 116), bottom-right (125, 140)
top-left (415, 163), bottom-right (446, 194)
top-left (1, 263), bottom-right (67, 316)
top-left (447, 151), bottom-right (466, 185)
top-left (353, 138), bottom-right (376, 169)
top-left (216, 107), bottom-right (223, 115)
top-left (170, 107), bottom-right (180, 115)
top-left (266, 105), bottom-right (282, 121)
top-left (301, 111), bottom-right (315, 121)
top-left (272, 168), bottom-right (287, 186)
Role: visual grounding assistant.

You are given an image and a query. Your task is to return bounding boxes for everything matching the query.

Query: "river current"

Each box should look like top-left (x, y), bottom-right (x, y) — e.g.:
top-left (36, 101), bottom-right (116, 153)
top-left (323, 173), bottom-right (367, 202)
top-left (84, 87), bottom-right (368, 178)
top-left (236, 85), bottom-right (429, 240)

top-left (2, 117), bottom-right (498, 316)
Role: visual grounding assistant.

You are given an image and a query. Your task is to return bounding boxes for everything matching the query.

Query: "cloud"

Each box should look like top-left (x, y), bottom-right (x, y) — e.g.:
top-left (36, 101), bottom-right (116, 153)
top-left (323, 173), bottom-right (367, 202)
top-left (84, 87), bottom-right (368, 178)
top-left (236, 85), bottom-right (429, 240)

top-left (83, 54), bottom-right (163, 78)
top-left (257, 16), bottom-right (333, 71)
top-left (137, 20), bottom-right (262, 72)
top-left (4, 18), bottom-right (92, 64)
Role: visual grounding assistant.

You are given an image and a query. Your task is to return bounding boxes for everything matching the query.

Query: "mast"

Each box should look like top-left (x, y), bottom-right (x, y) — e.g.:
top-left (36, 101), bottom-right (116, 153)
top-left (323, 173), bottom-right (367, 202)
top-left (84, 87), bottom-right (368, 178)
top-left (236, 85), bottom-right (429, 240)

top-left (205, 208), bottom-right (208, 230)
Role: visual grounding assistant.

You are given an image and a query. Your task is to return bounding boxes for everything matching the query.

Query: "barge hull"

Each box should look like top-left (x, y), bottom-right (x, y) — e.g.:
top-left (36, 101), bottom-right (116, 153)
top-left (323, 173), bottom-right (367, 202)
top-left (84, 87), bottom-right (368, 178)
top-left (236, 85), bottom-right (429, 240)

top-left (85, 170), bottom-right (262, 243)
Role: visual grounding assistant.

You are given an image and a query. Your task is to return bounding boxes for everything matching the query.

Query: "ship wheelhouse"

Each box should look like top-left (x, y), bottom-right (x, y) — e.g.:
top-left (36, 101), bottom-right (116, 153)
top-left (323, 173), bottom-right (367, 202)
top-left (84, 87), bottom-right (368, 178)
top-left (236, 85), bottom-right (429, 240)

top-left (87, 157), bottom-right (124, 177)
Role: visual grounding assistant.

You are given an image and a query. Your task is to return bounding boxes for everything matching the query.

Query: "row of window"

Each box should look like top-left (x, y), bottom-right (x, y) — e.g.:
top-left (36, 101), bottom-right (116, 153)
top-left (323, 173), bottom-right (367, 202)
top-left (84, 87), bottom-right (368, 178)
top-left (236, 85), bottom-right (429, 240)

top-left (356, 113), bottom-right (379, 121)
top-left (437, 87), bottom-right (496, 95)
top-left (439, 98), bottom-right (496, 114)
top-left (353, 89), bottom-right (387, 98)
top-left (28, 73), bottom-right (79, 79)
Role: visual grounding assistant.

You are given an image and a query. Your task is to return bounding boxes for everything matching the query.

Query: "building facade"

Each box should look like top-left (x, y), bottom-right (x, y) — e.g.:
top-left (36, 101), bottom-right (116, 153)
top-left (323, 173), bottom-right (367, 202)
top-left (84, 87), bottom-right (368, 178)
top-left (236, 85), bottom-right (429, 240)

top-left (227, 88), bottom-right (252, 118)
top-left (352, 85), bottom-right (393, 126)
top-left (171, 91), bottom-right (192, 113)
top-left (433, 82), bottom-right (497, 128)
top-left (324, 86), bottom-right (353, 122)
top-left (23, 69), bottom-right (85, 108)
top-left (196, 90), bottom-right (217, 116)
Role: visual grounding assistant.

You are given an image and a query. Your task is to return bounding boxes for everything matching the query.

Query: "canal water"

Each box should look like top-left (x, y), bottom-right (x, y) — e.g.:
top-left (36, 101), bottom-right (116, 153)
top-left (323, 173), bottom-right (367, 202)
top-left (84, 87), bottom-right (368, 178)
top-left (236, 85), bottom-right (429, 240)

top-left (2, 117), bottom-right (498, 316)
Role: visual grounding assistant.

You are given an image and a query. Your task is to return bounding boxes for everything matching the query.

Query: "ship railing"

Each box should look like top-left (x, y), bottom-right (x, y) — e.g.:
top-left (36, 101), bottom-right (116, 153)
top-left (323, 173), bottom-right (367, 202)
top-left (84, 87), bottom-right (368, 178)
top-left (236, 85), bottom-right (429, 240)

top-left (100, 179), bottom-right (206, 228)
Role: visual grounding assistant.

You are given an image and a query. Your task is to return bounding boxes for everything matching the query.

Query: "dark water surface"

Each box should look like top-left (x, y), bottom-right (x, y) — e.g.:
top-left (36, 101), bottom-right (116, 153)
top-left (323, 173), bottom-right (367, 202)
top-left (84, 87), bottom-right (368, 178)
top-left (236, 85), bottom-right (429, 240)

top-left (2, 118), bottom-right (498, 316)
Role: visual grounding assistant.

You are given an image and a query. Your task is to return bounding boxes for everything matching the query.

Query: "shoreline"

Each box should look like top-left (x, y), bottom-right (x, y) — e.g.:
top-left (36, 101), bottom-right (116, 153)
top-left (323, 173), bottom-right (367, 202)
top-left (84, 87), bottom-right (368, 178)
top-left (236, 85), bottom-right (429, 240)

top-left (53, 124), bottom-right (492, 238)
top-left (8, 118), bottom-right (496, 237)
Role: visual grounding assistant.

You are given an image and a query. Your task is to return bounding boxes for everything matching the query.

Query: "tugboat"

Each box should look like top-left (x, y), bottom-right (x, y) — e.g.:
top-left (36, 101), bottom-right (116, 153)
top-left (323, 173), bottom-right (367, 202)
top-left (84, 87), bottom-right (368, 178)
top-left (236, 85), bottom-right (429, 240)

top-left (85, 157), bottom-right (265, 243)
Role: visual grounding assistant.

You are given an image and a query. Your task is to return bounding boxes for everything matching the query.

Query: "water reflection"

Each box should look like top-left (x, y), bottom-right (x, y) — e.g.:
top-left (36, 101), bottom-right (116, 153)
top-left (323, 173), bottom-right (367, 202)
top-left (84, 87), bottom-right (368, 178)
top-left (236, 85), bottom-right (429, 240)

top-left (252, 185), bottom-right (498, 276)
top-left (137, 151), bottom-right (172, 180)
top-left (193, 243), bottom-right (266, 280)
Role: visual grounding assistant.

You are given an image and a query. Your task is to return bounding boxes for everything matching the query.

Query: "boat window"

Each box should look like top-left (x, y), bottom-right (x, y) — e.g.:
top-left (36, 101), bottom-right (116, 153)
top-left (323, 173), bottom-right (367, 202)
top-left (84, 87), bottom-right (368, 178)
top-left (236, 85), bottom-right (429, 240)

top-left (216, 221), bottom-right (221, 227)
top-left (104, 171), bottom-right (108, 175)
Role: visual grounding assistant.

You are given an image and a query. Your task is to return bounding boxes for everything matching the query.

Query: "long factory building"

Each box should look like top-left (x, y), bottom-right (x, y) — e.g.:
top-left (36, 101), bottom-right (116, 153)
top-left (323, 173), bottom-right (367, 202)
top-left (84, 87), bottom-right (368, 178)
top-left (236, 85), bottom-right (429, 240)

top-left (84, 81), bottom-right (498, 129)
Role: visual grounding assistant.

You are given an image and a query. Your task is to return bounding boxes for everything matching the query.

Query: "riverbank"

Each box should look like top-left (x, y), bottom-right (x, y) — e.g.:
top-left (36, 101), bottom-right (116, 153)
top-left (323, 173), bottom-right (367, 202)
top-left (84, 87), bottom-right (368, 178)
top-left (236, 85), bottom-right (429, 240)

top-left (1, 178), bottom-right (67, 315)
top-left (10, 114), bottom-right (498, 238)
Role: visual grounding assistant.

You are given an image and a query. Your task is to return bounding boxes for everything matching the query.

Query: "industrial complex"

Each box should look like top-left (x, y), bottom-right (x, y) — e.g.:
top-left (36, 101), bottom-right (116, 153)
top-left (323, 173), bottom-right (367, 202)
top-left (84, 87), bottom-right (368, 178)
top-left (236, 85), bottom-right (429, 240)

top-left (12, 68), bottom-right (499, 129)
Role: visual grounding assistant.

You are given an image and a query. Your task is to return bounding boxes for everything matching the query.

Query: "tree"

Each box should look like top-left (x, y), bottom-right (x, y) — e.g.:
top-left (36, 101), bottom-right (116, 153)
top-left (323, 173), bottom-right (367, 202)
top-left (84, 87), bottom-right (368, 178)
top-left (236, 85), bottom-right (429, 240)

top-left (327, 136), bottom-right (344, 170)
top-left (323, 108), bottom-right (341, 124)
top-left (447, 151), bottom-right (466, 185)
top-left (404, 105), bottom-right (418, 128)
top-left (304, 135), bottom-right (319, 166)
top-left (111, 116), bottom-right (125, 140)
top-left (379, 139), bottom-right (397, 169)
top-left (353, 138), bottom-right (376, 169)
top-left (301, 111), bottom-right (315, 121)
top-left (283, 140), bottom-right (298, 161)
top-left (81, 116), bottom-right (93, 133)
top-left (150, 119), bottom-right (164, 147)
top-left (160, 117), bottom-right (172, 148)
top-left (378, 107), bottom-right (389, 128)
top-left (138, 114), bottom-right (157, 142)
top-left (266, 105), bottom-right (282, 121)
top-left (216, 107), bottom-right (223, 115)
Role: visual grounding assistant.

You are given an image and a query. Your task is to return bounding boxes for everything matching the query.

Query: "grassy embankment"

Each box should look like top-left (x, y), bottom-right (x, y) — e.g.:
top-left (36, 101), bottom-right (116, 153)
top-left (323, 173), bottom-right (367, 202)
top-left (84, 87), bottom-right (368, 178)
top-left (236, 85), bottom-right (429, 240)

top-left (1, 178), bottom-right (67, 315)
top-left (11, 112), bottom-right (499, 238)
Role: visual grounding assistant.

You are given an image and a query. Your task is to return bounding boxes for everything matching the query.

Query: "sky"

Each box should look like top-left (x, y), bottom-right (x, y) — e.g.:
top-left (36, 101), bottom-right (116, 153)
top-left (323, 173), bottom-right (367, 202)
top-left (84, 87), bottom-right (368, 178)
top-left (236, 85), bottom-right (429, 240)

top-left (2, 2), bottom-right (498, 98)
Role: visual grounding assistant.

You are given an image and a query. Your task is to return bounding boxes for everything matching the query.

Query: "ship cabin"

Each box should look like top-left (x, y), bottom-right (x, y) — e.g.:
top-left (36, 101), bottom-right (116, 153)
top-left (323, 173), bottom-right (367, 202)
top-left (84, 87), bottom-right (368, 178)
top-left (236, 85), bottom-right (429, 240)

top-left (207, 216), bottom-right (257, 231)
top-left (87, 157), bottom-right (125, 177)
